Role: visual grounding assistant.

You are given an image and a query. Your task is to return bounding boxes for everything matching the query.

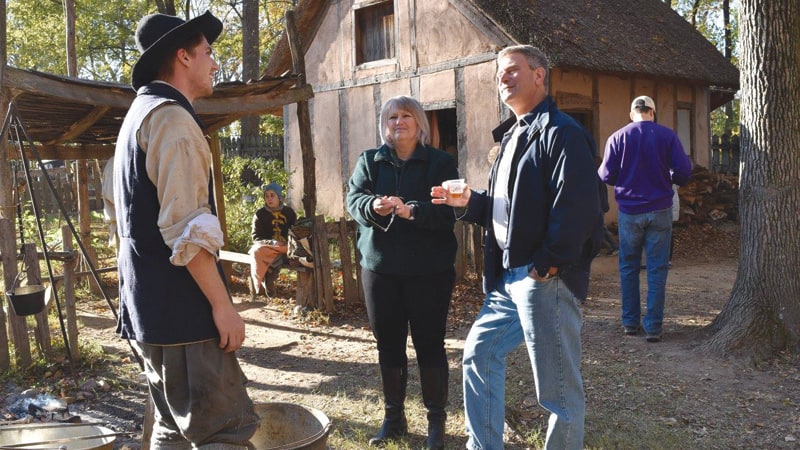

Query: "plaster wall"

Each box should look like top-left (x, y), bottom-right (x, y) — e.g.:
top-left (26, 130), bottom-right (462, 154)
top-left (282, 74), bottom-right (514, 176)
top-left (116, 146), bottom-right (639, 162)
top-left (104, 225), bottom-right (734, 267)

top-left (345, 85), bottom-right (382, 177)
top-left (656, 84), bottom-right (676, 129)
top-left (551, 70), bottom-right (593, 98)
top-left (419, 70), bottom-right (456, 105)
top-left (304, 1), bottom-right (350, 86)
top-left (598, 75), bottom-right (633, 148)
top-left (414, 0), bottom-right (496, 66)
top-left (694, 86), bottom-right (711, 169)
top-left (462, 61), bottom-right (500, 190)
top-left (633, 79), bottom-right (657, 102)
top-left (378, 78), bottom-right (412, 104)
top-left (284, 102), bottom-right (303, 214)
top-left (310, 91), bottom-right (345, 216)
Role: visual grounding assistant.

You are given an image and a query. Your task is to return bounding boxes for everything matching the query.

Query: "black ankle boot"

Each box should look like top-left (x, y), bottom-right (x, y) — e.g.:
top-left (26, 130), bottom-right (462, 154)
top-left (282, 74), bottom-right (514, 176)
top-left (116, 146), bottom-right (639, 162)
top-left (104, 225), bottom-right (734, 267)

top-left (369, 367), bottom-right (408, 447)
top-left (420, 367), bottom-right (448, 450)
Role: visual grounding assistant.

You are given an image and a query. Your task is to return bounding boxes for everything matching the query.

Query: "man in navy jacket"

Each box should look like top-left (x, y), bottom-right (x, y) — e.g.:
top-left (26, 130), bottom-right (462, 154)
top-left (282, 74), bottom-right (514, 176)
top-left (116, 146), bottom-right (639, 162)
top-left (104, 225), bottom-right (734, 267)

top-left (433, 45), bottom-right (602, 450)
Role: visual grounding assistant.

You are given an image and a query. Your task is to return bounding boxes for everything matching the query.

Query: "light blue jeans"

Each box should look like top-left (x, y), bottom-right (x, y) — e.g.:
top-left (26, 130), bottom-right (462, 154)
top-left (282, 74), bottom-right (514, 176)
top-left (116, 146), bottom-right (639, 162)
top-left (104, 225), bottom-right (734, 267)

top-left (463, 266), bottom-right (585, 450)
top-left (618, 208), bottom-right (672, 335)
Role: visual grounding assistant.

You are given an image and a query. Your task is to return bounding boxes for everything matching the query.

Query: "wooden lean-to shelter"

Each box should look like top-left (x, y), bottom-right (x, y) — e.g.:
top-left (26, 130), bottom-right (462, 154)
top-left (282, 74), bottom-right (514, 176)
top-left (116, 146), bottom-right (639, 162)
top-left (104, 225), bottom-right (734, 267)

top-left (0, 41), bottom-right (314, 369)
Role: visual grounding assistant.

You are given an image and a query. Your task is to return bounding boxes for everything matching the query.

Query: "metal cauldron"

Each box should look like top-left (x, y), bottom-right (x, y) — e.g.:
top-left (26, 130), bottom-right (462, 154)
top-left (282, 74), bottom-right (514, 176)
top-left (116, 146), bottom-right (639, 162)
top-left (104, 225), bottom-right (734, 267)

top-left (5, 272), bottom-right (46, 316)
top-left (251, 402), bottom-right (332, 450)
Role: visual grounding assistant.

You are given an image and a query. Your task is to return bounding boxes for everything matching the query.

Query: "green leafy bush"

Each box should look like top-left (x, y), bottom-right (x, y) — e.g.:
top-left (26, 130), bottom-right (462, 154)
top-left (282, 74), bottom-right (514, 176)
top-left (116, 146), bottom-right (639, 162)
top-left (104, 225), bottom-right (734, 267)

top-left (221, 156), bottom-right (292, 253)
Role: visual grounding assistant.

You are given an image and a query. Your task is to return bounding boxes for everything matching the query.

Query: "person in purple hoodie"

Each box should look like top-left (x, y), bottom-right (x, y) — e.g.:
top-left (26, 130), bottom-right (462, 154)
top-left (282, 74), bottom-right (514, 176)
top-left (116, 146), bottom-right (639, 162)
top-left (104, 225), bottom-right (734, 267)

top-left (598, 95), bottom-right (692, 343)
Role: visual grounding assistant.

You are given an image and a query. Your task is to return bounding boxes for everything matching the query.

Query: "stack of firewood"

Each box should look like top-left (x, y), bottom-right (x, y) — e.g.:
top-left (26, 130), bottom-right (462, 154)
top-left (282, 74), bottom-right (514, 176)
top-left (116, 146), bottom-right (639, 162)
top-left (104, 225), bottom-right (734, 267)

top-left (676, 165), bottom-right (738, 224)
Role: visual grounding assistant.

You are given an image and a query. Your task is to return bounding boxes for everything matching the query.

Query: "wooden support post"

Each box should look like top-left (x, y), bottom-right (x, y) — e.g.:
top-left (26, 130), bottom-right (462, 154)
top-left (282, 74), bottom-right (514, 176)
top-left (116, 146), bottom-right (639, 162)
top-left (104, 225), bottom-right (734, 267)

top-left (62, 226), bottom-right (79, 360)
top-left (354, 237), bottom-right (365, 304)
top-left (312, 215), bottom-right (334, 313)
top-left (286, 10), bottom-right (317, 218)
top-left (77, 160), bottom-right (100, 293)
top-left (295, 268), bottom-right (314, 310)
top-left (0, 219), bottom-right (14, 370)
top-left (209, 133), bottom-right (227, 245)
top-left (22, 243), bottom-right (51, 357)
top-left (338, 219), bottom-right (359, 305)
top-left (6, 273), bottom-right (31, 367)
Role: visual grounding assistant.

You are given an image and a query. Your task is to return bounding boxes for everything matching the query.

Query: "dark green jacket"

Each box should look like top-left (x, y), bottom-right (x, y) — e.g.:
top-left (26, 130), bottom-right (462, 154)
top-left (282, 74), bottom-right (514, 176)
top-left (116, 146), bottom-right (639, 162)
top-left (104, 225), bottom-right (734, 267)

top-left (346, 143), bottom-right (459, 275)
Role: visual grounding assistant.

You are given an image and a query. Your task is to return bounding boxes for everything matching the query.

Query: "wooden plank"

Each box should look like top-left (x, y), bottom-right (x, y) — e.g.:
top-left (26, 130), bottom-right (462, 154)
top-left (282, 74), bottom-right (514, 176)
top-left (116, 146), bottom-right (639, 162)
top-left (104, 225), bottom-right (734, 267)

top-left (313, 215), bottom-right (334, 313)
top-left (337, 220), bottom-right (359, 306)
top-left (0, 219), bottom-right (14, 369)
top-left (4, 144), bottom-right (115, 161)
top-left (286, 10), bottom-right (317, 218)
top-left (22, 243), bottom-right (51, 357)
top-left (4, 66), bottom-right (134, 109)
top-left (77, 160), bottom-right (100, 294)
top-left (198, 85), bottom-right (314, 130)
top-left (219, 250), bottom-right (251, 264)
top-left (44, 105), bottom-right (110, 145)
top-left (6, 262), bottom-right (31, 367)
top-left (295, 270), bottom-right (314, 309)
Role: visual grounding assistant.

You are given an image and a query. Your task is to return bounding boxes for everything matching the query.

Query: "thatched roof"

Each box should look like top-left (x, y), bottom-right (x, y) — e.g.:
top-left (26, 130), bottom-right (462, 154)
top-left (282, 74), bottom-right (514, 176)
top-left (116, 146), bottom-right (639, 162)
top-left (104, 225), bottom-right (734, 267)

top-left (264, 0), bottom-right (738, 107)
top-left (2, 66), bottom-right (313, 158)
top-left (458, 0), bottom-right (739, 89)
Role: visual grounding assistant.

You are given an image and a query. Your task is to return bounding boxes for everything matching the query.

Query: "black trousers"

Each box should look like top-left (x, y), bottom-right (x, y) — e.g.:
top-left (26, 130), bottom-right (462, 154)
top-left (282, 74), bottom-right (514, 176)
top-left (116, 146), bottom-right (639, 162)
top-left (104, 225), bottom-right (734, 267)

top-left (362, 267), bottom-right (455, 369)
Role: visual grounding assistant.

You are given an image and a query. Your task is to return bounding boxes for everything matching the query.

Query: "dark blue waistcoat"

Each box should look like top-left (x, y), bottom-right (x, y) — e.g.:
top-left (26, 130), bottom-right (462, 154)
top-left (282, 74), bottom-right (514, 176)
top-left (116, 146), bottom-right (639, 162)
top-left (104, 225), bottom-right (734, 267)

top-left (114, 83), bottom-right (220, 345)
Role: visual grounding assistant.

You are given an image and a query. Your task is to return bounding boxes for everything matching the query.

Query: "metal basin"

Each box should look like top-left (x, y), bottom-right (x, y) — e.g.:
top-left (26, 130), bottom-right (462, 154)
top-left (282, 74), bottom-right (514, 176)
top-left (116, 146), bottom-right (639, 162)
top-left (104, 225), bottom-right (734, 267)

top-left (251, 402), bottom-right (331, 450)
top-left (0, 422), bottom-right (115, 449)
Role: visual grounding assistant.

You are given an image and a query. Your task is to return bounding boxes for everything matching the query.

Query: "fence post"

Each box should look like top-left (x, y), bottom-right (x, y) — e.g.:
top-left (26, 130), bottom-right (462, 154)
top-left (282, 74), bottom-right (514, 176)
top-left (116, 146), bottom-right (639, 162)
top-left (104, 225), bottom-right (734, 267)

top-left (337, 219), bottom-right (358, 306)
top-left (312, 215), bottom-right (334, 313)
top-left (22, 243), bottom-right (51, 357)
top-left (63, 226), bottom-right (80, 361)
top-left (0, 218), bottom-right (14, 370)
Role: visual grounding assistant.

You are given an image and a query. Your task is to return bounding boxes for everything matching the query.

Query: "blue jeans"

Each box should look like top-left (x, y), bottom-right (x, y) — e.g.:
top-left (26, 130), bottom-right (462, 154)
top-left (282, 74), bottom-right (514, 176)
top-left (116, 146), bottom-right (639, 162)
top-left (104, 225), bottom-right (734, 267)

top-left (463, 266), bottom-right (584, 450)
top-left (618, 208), bottom-right (672, 335)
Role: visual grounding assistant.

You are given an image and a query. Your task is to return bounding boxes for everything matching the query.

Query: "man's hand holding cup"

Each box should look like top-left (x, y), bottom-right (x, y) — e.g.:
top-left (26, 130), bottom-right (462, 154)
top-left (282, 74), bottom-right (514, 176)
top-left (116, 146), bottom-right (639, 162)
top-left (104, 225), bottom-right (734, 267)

top-left (431, 178), bottom-right (469, 207)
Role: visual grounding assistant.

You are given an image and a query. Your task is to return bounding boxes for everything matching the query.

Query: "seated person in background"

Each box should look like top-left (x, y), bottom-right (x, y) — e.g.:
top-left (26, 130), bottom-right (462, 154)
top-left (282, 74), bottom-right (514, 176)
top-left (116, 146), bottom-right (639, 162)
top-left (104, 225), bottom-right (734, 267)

top-left (249, 182), bottom-right (297, 295)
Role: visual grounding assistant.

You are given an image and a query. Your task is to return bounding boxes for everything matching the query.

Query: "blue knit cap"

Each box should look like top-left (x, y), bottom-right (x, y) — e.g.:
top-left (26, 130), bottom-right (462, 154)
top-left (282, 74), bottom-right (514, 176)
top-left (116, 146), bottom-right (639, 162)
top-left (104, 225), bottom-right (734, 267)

top-left (263, 182), bottom-right (283, 200)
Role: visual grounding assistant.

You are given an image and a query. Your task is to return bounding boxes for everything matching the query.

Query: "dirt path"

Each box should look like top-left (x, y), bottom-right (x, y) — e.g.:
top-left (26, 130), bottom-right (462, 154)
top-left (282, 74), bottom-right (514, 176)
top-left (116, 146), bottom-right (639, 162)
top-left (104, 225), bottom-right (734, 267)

top-left (67, 224), bottom-right (800, 449)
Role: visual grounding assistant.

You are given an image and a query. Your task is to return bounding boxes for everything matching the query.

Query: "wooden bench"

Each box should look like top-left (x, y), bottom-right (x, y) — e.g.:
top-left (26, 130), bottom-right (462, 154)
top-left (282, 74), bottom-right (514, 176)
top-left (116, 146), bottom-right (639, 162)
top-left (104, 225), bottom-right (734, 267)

top-left (219, 216), bottom-right (363, 313)
top-left (219, 249), bottom-right (312, 306)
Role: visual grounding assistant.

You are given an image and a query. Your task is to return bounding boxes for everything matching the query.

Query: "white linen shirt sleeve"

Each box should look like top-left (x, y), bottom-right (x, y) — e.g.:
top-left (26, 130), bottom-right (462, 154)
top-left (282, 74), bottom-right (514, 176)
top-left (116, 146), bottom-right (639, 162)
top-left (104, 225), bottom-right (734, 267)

top-left (138, 103), bottom-right (222, 266)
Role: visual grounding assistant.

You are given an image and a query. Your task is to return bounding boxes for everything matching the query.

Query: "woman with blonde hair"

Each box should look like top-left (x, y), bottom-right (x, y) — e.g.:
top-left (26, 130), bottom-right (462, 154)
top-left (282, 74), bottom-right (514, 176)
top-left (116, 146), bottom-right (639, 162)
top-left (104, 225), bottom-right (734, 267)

top-left (346, 95), bottom-right (459, 449)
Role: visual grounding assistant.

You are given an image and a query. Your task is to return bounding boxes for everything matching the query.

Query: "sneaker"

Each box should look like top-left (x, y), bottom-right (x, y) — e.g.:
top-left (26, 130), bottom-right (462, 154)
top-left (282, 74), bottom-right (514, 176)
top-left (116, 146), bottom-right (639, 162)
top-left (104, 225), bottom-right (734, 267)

top-left (646, 333), bottom-right (662, 343)
top-left (623, 326), bottom-right (641, 336)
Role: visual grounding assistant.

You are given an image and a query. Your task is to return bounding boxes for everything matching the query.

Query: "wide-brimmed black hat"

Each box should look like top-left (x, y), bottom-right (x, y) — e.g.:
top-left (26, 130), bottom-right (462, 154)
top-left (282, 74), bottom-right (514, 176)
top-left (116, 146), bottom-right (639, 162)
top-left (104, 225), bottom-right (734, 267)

top-left (131, 10), bottom-right (222, 90)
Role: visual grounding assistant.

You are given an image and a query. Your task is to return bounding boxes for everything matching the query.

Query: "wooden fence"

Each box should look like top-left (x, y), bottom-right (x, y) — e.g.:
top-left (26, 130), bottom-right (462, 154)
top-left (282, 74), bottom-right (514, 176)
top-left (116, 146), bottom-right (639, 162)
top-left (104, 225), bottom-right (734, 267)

top-left (22, 162), bottom-right (104, 215)
top-left (711, 134), bottom-right (740, 176)
top-left (220, 134), bottom-right (284, 160)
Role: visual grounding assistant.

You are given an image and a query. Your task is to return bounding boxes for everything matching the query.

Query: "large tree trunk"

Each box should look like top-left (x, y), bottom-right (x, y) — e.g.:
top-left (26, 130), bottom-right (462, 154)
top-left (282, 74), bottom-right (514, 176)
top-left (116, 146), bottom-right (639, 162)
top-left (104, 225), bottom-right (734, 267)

top-left (702, 0), bottom-right (800, 359)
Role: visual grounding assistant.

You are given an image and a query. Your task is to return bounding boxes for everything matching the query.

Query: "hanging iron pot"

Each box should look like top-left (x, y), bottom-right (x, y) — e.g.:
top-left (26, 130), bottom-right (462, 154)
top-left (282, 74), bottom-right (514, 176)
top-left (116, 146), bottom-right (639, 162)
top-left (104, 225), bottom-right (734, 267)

top-left (5, 269), bottom-right (46, 316)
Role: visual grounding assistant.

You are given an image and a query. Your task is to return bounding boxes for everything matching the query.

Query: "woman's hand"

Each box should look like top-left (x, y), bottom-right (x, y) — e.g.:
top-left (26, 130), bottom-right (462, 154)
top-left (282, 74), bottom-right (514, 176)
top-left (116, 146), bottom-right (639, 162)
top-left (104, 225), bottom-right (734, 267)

top-left (372, 195), bottom-right (395, 216)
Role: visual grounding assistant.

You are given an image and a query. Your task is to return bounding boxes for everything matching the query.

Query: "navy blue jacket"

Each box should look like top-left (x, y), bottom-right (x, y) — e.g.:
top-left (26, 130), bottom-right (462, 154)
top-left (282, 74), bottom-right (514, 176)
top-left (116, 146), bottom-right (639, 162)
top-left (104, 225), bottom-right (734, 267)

top-left (460, 96), bottom-right (603, 300)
